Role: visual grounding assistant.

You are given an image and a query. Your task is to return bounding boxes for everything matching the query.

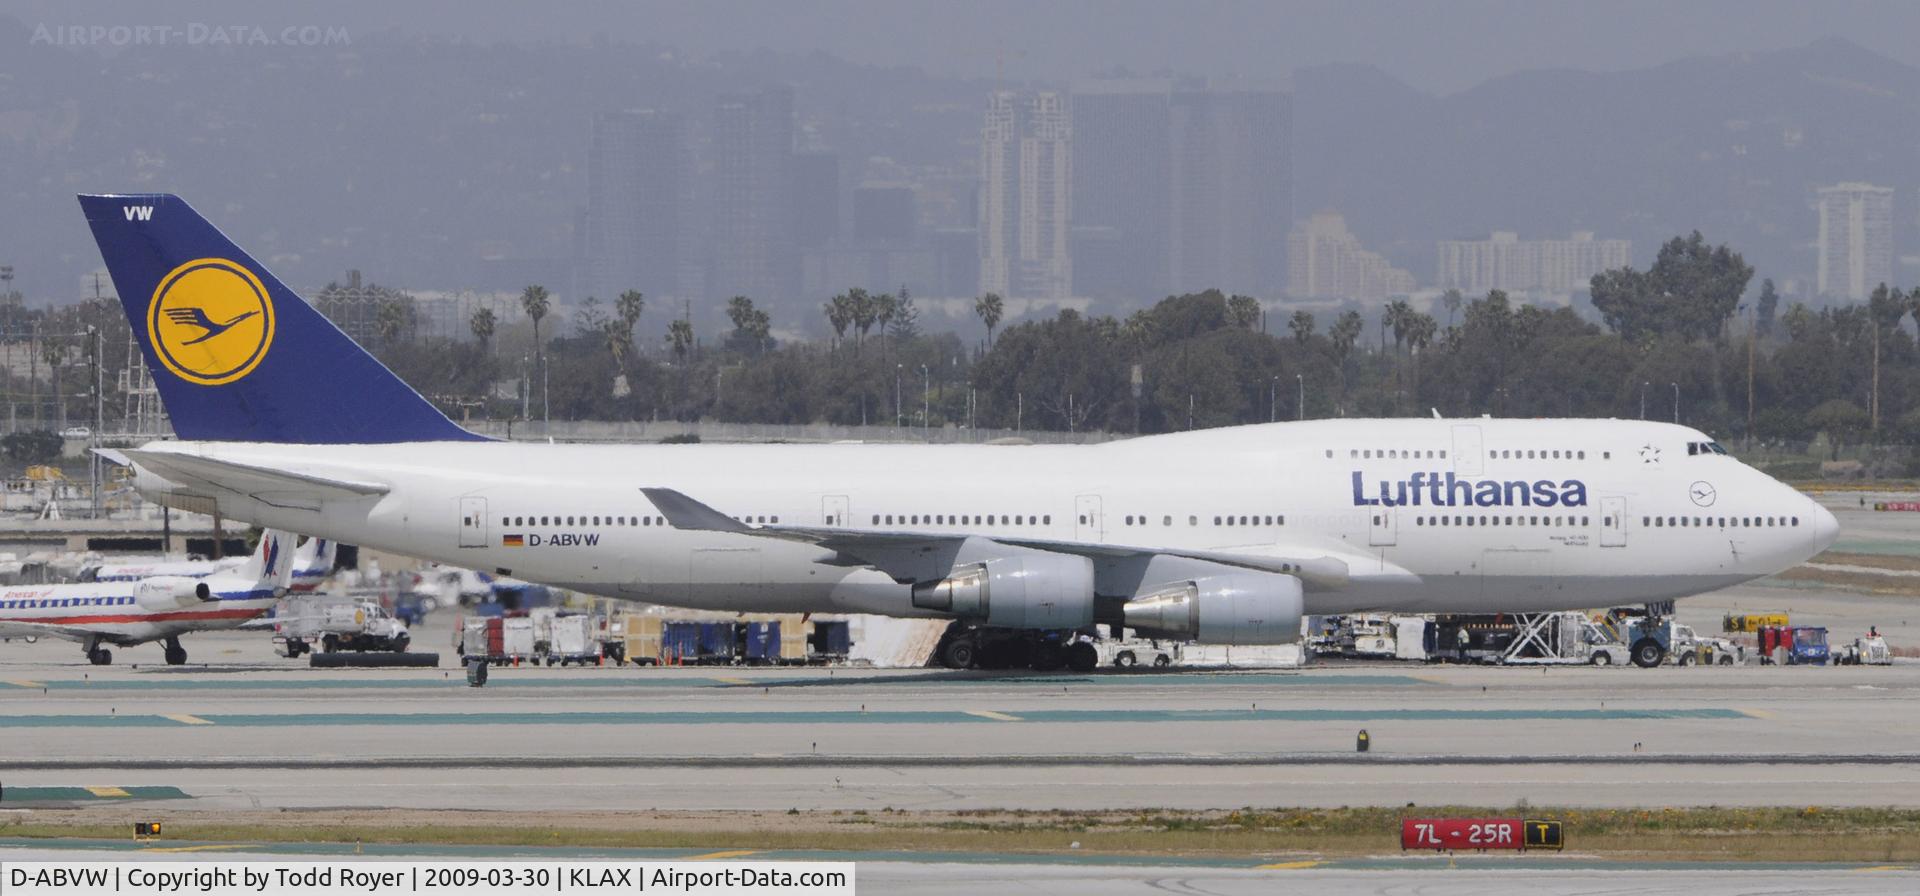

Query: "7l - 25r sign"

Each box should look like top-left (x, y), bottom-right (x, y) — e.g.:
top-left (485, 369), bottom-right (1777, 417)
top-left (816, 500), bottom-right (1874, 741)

top-left (1401, 818), bottom-right (1563, 851)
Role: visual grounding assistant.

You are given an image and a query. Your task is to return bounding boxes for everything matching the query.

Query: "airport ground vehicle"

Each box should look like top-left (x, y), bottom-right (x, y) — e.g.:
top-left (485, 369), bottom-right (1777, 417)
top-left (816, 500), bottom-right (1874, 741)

top-left (1099, 637), bottom-right (1177, 668)
top-left (538, 612), bottom-right (603, 665)
top-left (274, 599), bottom-right (410, 656)
top-left (1834, 634), bottom-right (1892, 666)
top-left (935, 624), bottom-right (1098, 672)
top-left (1758, 625), bottom-right (1831, 665)
top-left (1724, 612), bottom-right (1790, 633)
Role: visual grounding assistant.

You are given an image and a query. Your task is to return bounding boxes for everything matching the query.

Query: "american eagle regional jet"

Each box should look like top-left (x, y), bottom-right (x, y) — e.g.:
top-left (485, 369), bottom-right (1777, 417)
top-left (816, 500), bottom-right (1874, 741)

top-left (0, 529), bottom-right (296, 665)
top-left (79, 194), bottom-right (1837, 671)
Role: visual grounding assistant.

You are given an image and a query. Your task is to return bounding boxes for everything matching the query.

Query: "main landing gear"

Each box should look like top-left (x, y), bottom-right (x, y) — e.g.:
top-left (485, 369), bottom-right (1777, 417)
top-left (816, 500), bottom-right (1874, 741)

top-left (83, 636), bottom-right (113, 666)
top-left (162, 636), bottom-right (188, 666)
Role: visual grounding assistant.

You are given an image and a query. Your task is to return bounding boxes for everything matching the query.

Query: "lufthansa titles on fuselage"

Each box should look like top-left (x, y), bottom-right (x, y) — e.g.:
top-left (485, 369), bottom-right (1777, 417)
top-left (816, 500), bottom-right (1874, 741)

top-left (1351, 470), bottom-right (1588, 508)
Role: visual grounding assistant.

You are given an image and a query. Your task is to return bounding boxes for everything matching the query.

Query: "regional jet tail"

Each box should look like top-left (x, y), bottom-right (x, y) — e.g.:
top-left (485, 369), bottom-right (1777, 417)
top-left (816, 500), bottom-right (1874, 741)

top-left (80, 533), bottom-right (335, 591)
top-left (80, 193), bottom-right (1839, 671)
top-left (0, 529), bottom-right (296, 665)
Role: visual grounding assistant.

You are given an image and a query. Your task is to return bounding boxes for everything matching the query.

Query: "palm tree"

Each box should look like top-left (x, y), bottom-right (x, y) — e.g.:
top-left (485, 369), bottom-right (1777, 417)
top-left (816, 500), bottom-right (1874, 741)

top-left (824, 293), bottom-right (853, 348)
top-left (1329, 310), bottom-right (1364, 380)
top-left (520, 284), bottom-right (551, 424)
top-left (1385, 299), bottom-right (1414, 356)
top-left (848, 288), bottom-right (878, 350)
top-left (666, 318), bottom-right (695, 364)
top-left (974, 292), bottom-right (1004, 346)
top-left (469, 307), bottom-right (497, 351)
top-left (616, 290), bottom-right (645, 335)
top-left (1441, 288), bottom-right (1464, 328)
top-left (1288, 310), bottom-right (1315, 343)
top-left (1226, 294), bottom-right (1261, 330)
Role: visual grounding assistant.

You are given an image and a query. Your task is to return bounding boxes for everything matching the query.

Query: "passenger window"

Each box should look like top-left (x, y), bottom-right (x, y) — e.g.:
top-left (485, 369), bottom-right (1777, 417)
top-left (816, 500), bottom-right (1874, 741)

top-left (1190, 516), bottom-right (1198, 526)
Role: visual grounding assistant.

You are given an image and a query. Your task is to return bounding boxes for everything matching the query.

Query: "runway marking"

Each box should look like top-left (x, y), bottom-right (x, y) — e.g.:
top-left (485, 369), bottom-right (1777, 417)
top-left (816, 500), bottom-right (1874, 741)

top-left (1852, 865), bottom-right (1917, 872)
top-left (5, 679), bottom-right (43, 688)
top-left (0, 707), bottom-right (1759, 728)
top-left (84, 787), bottom-right (130, 798)
top-left (1738, 708), bottom-right (1776, 720)
top-left (140, 844), bottom-right (258, 854)
top-left (965, 710), bottom-right (1023, 722)
top-left (164, 714), bottom-right (214, 726)
top-left (682, 850), bottom-right (758, 861)
top-left (1254, 860), bottom-right (1323, 869)
top-left (711, 677), bottom-right (752, 686)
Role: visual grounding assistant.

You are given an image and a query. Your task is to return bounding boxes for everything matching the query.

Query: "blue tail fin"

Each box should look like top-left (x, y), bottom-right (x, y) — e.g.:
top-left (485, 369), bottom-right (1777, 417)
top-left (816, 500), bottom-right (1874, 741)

top-left (78, 193), bottom-right (484, 443)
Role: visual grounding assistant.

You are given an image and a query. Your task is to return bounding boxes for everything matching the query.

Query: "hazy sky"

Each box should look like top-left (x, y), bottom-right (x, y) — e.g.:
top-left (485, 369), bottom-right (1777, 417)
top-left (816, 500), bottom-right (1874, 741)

top-left (14, 0), bottom-right (1920, 93)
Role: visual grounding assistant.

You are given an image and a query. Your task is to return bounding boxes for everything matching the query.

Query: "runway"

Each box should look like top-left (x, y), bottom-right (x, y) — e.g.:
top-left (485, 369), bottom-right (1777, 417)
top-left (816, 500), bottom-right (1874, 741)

top-left (5, 633), bottom-right (1920, 810)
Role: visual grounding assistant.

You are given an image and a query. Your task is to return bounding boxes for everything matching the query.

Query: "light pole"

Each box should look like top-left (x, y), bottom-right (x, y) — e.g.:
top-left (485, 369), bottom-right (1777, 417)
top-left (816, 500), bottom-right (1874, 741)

top-left (894, 364), bottom-right (903, 428)
top-left (1671, 382), bottom-right (1680, 424)
top-left (1270, 376), bottom-right (1277, 422)
top-left (920, 364), bottom-right (929, 433)
top-left (1639, 381), bottom-right (1648, 420)
top-left (1296, 374), bottom-right (1304, 421)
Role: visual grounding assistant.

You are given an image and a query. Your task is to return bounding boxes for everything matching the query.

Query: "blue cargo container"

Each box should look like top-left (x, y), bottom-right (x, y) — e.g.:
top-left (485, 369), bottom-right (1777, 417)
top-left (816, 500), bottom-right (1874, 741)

top-left (810, 621), bottom-right (852, 659)
top-left (697, 622), bottom-right (736, 658)
top-left (743, 622), bottom-right (781, 664)
top-left (662, 621), bottom-right (703, 661)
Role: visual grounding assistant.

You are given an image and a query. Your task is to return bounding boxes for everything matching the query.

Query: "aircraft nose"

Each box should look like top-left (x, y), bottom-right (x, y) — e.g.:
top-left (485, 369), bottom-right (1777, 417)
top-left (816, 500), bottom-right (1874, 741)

top-left (1808, 498), bottom-right (1839, 554)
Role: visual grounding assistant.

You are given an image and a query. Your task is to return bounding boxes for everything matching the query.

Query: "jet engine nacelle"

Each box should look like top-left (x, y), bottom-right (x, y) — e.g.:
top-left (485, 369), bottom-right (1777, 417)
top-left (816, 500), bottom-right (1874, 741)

top-left (133, 576), bottom-right (212, 611)
top-left (1122, 572), bottom-right (1303, 645)
top-left (909, 553), bottom-right (1095, 630)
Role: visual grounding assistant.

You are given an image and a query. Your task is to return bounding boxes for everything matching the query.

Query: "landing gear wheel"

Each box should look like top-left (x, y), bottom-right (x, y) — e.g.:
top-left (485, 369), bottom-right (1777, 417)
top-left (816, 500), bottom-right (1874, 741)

top-left (1717, 654), bottom-right (1735, 666)
top-left (163, 638), bottom-right (187, 666)
top-left (1152, 654), bottom-right (1171, 668)
top-left (1678, 652), bottom-right (1698, 667)
top-left (1065, 642), bottom-right (1098, 673)
top-left (1630, 638), bottom-right (1664, 669)
top-left (88, 647), bottom-right (112, 666)
top-left (941, 638), bottom-right (978, 670)
top-left (1590, 652), bottom-right (1612, 666)
top-left (1113, 651), bottom-right (1137, 669)
top-left (1030, 644), bottom-right (1064, 672)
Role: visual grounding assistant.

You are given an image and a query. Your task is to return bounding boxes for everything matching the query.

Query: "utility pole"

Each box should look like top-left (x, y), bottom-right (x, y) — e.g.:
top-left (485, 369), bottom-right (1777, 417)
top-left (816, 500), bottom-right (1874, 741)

top-left (894, 364), bottom-right (903, 428)
top-left (1270, 376), bottom-right (1278, 423)
top-left (920, 364), bottom-right (929, 433)
top-left (1671, 382), bottom-right (1679, 424)
top-left (1296, 374), bottom-right (1304, 421)
top-left (1640, 382), bottom-right (1648, 420)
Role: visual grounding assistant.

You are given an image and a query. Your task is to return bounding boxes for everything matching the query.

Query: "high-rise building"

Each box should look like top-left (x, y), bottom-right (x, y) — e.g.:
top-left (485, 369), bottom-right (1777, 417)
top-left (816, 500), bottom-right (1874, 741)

top-left (584, 109), bottom-right (689, 305)
top-left (1436, 231), bottom-right (1630, 294)
top-left (710, 86), bottom-right (798, 308)
top-left (1169, 83), bottom-right (1290, 297)
top-left (979, 90), bottom-right (1072, 300)
top-left (1815, 182), bottom-right (1893, 300)
top-left (1070, 79), bottom-right (1171, 302)
top-left (791, 150), bottom-right (841, 253)
top-left (852, 185), bottom-right (916, 244)
top-left (1287, 211), bottom-right (1414, 302)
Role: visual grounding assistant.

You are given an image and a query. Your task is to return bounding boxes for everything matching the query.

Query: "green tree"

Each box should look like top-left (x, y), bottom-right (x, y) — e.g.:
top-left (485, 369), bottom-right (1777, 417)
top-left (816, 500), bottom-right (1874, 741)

top-left (1288, 310), bottom-right (1315, 343)
top-left (974, 292), bottom-right (1005, 345)
top-left (887, 286), bottom-right (920, 341)
top-left (1441, 288), bottom-right (1464, 328)
top-left (824, 293), bottom-right (853, 348)
top-left (1755, 278), bottom-right (1779, 339)
top-left (725, 295), bottom-right (773, 355)
top-left (520, 284), bottom-right (552, 423)
top-left (1329, 310), bottom-right (1363, 371)
top-left (1226, 294), bottom-right (1261, 330)
top-left (469, 307), bottom-right (497, 351)
top-left (1806, 398), bottom-right (1869, 460)
top-left (666, 317), bottom-right (695, 364)
top-left (1590, 231), bottom-right (1753, 343)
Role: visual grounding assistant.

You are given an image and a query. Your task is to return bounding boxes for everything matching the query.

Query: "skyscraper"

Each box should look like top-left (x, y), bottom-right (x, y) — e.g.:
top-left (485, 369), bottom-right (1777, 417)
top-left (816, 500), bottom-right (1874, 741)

top-left (1070, 79), bottom-right (1171, 303)
top-left (1287, 211), bottom-right (1415, 302)
top-left (1169, 84), bottom-right (1291, 297)
top-left (710, 86), bottom-right (798, 309)
top-left (979, 90), bottom-right (1072, 301)
top-left (1815, 183), bottom-right (1893, 300)
top-left (584, 110), bottom-right (689, 306)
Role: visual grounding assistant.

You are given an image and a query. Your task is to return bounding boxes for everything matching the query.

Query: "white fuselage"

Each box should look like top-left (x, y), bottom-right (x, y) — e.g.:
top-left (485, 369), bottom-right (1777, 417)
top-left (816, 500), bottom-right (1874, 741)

top-left (126, 418), bottom-right (1837, 622)
top-left (0, 577), bottom-right (279, 646)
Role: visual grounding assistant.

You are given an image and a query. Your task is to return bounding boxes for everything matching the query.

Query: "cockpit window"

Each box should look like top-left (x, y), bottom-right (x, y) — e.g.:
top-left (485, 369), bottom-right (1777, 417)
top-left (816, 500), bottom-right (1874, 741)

top-left (1686, 440), bottom-right (1730, 457)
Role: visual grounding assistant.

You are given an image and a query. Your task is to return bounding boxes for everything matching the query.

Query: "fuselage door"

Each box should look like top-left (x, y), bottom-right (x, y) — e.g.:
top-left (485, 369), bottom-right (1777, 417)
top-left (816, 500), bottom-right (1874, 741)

top-left (1075, 495), bottom-right (1104, 542)
top-left (1599, 496), bottom-right (1627, 547)
top-left (1369, 506), bottom-right (1396, 546)
top-left (458, 497), bottom-right (487, 548)
top-left (1452, 425), bottom-right (1484, 476)
top-left (822, 494), bottom-right (850, 528)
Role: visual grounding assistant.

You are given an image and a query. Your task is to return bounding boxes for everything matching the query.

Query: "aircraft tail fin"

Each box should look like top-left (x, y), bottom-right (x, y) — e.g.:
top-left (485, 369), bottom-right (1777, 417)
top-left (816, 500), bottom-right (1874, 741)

top-left (234, 529), bottom-right (297, 594)
top-left (77, 193), bottom-right (484, 444)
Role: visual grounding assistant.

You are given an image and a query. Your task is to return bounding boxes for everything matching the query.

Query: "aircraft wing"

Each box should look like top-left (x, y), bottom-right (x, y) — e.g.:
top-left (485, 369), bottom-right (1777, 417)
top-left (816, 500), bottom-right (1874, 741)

top-left (114, 449), bottom-right (389, 511)
top-left (640, 487), bottom-right (1351, 590)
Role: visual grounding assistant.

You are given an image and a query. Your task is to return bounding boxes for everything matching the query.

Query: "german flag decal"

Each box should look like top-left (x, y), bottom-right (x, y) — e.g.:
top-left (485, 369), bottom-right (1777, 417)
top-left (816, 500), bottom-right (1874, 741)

top-left (501, 534), bottom-right (524, 547)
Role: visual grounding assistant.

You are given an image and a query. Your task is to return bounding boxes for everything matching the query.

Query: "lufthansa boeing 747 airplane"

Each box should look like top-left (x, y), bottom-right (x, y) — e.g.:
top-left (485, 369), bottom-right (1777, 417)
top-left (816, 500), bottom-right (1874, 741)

top-left (78, 194), bottom-right (1838, 669)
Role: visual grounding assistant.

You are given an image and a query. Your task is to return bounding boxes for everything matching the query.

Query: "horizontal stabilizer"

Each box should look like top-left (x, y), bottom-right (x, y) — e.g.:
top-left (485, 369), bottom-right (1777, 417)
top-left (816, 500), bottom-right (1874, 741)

top-left (123, 449), bottom-right (388, 509)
